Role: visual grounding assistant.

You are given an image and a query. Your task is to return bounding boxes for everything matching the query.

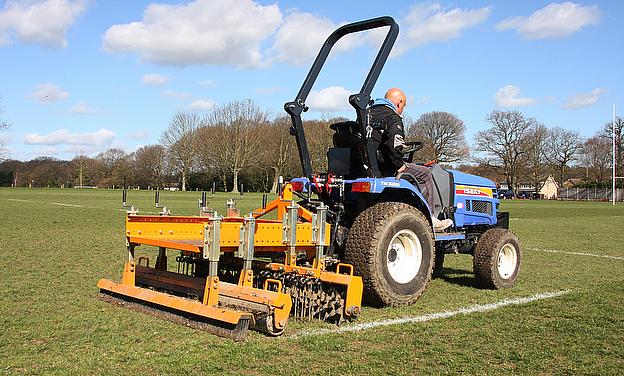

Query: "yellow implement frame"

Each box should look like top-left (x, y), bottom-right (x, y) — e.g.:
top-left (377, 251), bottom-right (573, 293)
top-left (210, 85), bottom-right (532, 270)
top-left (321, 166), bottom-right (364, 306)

top-left (98, 184), bottom-right (363, 339)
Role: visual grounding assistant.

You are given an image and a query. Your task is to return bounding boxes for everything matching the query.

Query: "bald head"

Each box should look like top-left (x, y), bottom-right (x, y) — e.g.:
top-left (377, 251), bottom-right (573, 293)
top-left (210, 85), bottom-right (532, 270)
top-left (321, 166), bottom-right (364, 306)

top-left (385, 88), bottom-right (407, 115)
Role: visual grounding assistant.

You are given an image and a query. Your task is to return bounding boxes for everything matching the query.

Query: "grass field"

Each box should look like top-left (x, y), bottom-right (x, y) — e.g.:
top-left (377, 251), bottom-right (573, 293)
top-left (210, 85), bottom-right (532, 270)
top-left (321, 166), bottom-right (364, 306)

top-left (1, 188), bottom-right (623, 375)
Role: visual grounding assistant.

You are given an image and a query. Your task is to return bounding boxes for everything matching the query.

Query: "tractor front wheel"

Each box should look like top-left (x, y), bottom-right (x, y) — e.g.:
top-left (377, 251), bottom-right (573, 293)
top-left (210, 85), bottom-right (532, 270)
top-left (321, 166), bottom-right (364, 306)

top-left (344, 202), bottom-right (434, 307)
top-left (473, 228), bottom-right (522, 289)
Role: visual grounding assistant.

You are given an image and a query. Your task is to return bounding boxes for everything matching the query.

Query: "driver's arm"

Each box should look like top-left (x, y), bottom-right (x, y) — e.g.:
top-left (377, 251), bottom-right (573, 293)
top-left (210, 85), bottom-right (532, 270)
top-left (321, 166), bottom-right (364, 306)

top-left (382, 117), bottom-right (407, 172)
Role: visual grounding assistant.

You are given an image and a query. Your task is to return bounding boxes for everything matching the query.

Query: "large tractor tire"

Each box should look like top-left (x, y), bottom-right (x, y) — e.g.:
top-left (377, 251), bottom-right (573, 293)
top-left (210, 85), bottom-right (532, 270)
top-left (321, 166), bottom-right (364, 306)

top-left (473, 228), bottom-right (521, 289)
top-left (344, 202), bottom-right (434, 307)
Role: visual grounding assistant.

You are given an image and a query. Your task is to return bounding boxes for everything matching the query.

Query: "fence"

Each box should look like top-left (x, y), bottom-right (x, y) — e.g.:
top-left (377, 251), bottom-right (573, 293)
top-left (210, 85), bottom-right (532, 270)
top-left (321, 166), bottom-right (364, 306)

top-left (557, 187), bottom-right (624, 201)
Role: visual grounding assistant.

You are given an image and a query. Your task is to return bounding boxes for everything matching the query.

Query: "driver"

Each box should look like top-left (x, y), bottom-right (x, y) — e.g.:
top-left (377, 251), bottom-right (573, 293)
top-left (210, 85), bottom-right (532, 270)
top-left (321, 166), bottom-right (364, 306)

top-left (370, 88), bottom-right (452, 231)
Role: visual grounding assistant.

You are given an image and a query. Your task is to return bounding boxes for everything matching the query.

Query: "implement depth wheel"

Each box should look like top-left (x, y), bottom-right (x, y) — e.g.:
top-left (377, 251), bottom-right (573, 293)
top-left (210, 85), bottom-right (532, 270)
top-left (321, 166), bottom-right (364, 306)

top-left (473, 228), bottom-right (522, 289)
top-left (251, 315), bottom-right (285, 337)
top-left (345, 202), bottom-right (434, 307)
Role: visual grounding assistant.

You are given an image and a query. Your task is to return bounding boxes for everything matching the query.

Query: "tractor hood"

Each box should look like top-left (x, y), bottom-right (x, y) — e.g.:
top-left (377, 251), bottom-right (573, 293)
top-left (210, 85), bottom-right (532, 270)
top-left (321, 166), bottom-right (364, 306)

top-left (449, 170), bottom-right (496, 188)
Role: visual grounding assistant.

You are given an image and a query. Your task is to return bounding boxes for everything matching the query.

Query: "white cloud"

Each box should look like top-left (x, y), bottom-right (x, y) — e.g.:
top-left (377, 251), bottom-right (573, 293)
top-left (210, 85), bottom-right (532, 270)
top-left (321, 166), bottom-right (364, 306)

top-left (307, 86), bottom-right (353, 112)
top-left (497, 2), bottom-right (600, 40)
top-left (142, 73), bottom-right (169, 87)
top-left (0, 0), bottom-right (89, 48)
top-left (30, 83), bottom-right (69, 103)
top-left (24, 128), bottom-right (116, 146)
top-left (494, 85), bottom-right (537, 107)
top-left (189, 99), bottom-right (215, 111)
top-left (70, 101), bottom-right (95, 114)
top-left (392, 3), bottom-right (491, 56)
top-left (163, 90), bottom-right (192, 100)
top-left (562, 88), bottom-right (606, 109)
top-left (272, 4), bottom-right (490, 65)
top-left (272, 12), bottom-right (364, 65)
top-left (102, 0), bottom-right (282, 67)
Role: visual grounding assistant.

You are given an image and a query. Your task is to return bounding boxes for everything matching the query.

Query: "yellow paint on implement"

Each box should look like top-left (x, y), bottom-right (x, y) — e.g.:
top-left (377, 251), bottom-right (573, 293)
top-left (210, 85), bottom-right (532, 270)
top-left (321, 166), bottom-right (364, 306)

top-left (98, 183), bottom-right (363, 337)
top-left (125, 219), bottom-right (331, 252)
top-left (97, 279), bottom-right (250, 325)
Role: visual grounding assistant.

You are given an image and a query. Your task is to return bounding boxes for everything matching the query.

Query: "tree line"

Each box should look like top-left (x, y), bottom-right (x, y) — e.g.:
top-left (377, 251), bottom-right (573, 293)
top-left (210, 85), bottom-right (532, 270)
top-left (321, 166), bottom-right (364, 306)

top-left (0, 99), bottom-right (622, 193)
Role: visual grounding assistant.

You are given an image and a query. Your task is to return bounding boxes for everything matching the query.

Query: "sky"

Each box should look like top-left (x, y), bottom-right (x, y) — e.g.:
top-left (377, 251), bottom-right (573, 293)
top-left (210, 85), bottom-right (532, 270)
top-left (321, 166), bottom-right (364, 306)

top-left (0, 0), bottom-right (622, 161)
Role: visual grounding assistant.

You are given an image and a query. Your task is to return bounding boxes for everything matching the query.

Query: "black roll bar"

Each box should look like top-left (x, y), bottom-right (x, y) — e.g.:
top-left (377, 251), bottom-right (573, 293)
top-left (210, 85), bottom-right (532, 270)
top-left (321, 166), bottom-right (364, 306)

top-left (284, 16), bottom-right (399, 178)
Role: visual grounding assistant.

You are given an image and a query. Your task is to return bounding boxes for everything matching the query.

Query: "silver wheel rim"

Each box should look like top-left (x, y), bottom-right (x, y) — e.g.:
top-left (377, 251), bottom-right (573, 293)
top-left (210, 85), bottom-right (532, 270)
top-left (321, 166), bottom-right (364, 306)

top-left (386, 229), bottom-right (422, 284)
top-left (497, 243), bottom-right (517, 279)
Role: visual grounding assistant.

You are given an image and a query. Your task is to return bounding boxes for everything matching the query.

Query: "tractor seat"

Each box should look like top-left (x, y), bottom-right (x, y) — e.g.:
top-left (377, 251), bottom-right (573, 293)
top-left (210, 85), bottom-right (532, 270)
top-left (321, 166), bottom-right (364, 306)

top-left (328, 121), bottom-right (366, 178)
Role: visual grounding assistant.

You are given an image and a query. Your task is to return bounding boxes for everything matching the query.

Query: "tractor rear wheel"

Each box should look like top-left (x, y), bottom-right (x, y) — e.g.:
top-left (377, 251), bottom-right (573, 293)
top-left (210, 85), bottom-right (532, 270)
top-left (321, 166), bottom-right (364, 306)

top-left (344, 202), bottom-right (434, 307)
top-left (473, 228), bottom-right (521, 289)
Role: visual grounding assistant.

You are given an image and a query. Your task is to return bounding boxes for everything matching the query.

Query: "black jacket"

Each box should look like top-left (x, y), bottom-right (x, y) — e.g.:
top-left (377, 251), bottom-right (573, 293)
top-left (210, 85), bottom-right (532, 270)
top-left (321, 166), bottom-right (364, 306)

top-left (368, 104), bottom-right (406, 174)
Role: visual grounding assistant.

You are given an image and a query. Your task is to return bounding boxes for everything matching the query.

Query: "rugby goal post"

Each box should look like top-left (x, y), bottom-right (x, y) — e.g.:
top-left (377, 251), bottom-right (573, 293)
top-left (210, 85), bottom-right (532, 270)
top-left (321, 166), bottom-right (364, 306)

top-left (613, 104), bottom-right (623, 205)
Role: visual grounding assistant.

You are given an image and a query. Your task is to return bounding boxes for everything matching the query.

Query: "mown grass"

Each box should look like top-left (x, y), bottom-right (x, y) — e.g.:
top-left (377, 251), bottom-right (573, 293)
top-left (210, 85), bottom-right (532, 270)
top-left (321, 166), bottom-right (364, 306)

top-left (1, 188), bottom-right (622, 375)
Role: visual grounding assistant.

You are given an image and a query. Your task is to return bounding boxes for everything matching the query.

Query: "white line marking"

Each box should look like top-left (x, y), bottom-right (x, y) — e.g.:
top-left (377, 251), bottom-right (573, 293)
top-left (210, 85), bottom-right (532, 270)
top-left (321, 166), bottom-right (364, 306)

top-left (51, 202), bottom-right (84, 208)
top-left (527, 247), bottom-right (624, 261)
top-left (297, 290), bottom-right (570, 337)
top-left (6, 198), bottom-right (158, 213)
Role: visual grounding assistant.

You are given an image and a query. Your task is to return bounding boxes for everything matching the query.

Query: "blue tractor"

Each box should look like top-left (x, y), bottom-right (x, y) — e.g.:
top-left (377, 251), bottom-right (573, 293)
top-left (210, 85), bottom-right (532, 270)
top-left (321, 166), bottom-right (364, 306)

top-left (284, 17), bottom-right (521, 306)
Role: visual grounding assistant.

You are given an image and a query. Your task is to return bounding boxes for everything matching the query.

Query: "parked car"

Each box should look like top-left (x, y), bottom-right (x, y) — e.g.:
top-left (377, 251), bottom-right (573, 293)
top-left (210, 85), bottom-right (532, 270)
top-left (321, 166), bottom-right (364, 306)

top-left (497, 189), bottom-right (515, 199)
top-left (516, 191), bottom-right (540, 199)
top-left (517, 191), bottom-right (531, 199)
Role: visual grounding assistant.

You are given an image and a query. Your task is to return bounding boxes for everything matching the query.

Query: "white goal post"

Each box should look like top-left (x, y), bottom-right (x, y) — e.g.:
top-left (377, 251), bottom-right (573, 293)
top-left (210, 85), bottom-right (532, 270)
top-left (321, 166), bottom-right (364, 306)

top-left (613, 104), bottom-right (624, 205)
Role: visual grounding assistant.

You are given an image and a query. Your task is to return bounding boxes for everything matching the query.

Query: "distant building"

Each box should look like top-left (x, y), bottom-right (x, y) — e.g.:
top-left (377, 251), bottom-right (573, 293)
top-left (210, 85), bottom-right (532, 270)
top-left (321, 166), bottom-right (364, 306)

top-left (539, 175), bottom-right (559, 199)
top-left (497, 182), bottom-right (536, 193)
top-left (563, 178), bottom-right (584, 188)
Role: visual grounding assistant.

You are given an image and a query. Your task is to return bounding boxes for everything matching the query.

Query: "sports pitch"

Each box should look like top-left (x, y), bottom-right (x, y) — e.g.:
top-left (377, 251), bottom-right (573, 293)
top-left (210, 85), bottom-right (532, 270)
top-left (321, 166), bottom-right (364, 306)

top-left (1, 188), bottom-right (623, 375)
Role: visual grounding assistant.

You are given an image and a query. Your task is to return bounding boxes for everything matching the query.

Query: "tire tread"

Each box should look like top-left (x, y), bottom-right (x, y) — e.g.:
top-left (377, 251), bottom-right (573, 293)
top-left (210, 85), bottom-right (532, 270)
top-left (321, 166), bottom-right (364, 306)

top-left (473, 228), bottom-right (521, 289)
top-left (344, 202), bottom-right (434, 307)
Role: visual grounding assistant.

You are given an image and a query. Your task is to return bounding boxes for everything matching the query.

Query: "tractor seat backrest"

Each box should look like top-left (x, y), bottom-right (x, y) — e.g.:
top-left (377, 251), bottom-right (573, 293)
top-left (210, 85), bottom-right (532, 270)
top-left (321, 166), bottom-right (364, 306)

top-left (328, 121), bottom-right (366, 178)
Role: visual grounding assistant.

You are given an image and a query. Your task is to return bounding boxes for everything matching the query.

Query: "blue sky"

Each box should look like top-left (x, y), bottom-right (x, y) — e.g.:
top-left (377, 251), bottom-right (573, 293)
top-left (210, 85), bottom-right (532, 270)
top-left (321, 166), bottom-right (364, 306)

top-left (1, 0), bottom-right (622, 161)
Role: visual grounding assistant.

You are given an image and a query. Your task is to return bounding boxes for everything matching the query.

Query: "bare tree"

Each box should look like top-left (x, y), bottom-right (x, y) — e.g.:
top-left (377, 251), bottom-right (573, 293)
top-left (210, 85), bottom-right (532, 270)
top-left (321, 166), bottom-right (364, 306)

top-left (303, 118), bottom-right (334, 174)
top-left (195, 126), bottom-right (225, 190)
top-left (406, 111), bottom-right (469, 163)
top-left (262, 116), bottom-right (297, 192)
top-left (68, 154), bottom-right (93, 187)
top-left (599, 116), bottom-right (623, 181)
top-left (96, 148), bottom-right (130, 188)
top-left (475, 110), bottom-right (536, 193)
top-left (201, 100), bottom-right (268, 193)
top-left (134, 145), bottom-right (168, 189)
top-left (582, 136), bottom-right (611, 183)
top-left (161, 112), bottom-right (201, 191)
top-left (545, 127), bottom-right (583, 186)
top-left (522, 123), bottom-right (549, 193)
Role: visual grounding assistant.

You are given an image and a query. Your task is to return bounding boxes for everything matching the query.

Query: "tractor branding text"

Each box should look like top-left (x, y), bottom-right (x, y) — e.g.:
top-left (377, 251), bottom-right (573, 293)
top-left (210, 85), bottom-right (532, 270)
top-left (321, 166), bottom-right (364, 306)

top-left (455, 185), bottom-right (493, 198)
